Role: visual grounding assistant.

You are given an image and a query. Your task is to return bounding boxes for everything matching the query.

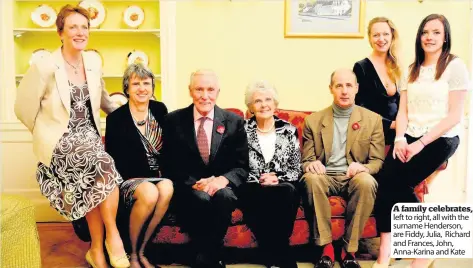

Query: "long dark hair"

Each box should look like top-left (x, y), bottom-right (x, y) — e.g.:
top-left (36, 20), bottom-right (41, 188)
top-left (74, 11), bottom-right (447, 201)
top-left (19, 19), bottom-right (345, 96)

top-left (408, 14), bottom-right (456, 83)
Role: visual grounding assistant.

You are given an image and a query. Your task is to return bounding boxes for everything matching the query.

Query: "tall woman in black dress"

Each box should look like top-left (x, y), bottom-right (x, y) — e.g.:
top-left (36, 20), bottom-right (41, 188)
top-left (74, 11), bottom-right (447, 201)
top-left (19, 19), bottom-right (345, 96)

top-left (353, 17), bottom-right (401, 145)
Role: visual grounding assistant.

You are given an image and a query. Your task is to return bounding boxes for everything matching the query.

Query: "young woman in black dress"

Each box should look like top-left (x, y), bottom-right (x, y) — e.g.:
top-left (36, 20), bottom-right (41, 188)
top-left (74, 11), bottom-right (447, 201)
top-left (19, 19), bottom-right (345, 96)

top-left (353, 17), bottom-right (402, 145)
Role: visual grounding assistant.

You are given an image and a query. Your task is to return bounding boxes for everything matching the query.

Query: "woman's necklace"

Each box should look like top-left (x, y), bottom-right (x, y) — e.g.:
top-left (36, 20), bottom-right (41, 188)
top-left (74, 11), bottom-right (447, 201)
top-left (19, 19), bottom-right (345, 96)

top-left (135, 118), bottom-right (147, 126)
top-left (130, 107), bottom-right (149, 126)
top-left (256, 119), bottom-right (275, 133)
top-left (257, 125), bottom-right (274, 133)
top-left (64, 58), bottom-right (81, 75)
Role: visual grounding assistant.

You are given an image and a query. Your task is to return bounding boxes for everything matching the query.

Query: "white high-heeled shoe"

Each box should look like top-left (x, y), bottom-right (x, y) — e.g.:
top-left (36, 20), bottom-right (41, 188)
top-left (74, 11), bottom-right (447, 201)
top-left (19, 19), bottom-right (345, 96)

top-left (85, 250), bottom-right (97, 268)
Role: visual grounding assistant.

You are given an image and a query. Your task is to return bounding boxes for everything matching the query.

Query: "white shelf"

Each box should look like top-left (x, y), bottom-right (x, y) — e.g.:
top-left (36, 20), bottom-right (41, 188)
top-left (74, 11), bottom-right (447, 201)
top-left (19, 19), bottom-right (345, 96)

top-left (15, 74), bottom-right (161, 83)
top-left (14, 28), bottom-right (160, 38)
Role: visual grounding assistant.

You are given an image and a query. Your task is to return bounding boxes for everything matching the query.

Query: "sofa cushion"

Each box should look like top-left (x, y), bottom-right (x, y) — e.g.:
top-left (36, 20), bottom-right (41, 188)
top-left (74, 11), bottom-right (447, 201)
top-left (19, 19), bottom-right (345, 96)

top-left (153, 216), bottom-right (378, 248)
top-left (226, 108), bottom-right (245, 118)
top-left (329, 196), bottom-right (346, 216)
top-left (152, 225), bottom-right (189, 245)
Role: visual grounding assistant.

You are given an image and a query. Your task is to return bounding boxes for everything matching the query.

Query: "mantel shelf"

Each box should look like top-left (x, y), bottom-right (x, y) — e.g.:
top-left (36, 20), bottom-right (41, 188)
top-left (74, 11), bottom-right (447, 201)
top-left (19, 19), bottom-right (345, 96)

top-left (13, 28), bottom-right (160, 38)
top-left (15, 74), bottom-right (161, 83)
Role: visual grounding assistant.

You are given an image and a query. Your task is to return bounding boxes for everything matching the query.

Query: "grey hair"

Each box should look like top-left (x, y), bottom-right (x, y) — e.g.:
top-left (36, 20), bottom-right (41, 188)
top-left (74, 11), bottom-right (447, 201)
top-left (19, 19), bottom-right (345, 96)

top-left (188, 69), bottom-right (219, 89)
top-left (123, 63), bottom-right (155, 98)
top-left (244, 80), bottom-right (279, 109)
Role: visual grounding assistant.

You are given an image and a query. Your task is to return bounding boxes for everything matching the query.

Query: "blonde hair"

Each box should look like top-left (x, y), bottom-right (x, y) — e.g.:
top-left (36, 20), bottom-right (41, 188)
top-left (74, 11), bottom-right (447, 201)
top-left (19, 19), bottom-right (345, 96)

top-left (368, 17), bottom-right (401, 82)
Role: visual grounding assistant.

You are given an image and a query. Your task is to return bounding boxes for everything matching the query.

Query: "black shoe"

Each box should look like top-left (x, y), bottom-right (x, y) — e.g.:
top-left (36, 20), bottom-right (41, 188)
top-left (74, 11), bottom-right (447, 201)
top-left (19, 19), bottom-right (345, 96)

top-left (340, 254), bottom-right (361, 268)
top-left (314, 255), bottom-right (334, 268)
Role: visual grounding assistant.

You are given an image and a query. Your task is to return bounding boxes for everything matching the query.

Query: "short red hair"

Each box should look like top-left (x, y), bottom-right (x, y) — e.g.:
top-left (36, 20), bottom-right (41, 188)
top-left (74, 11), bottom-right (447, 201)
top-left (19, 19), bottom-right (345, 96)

top-left (56, 4), bottom-right (90, 34)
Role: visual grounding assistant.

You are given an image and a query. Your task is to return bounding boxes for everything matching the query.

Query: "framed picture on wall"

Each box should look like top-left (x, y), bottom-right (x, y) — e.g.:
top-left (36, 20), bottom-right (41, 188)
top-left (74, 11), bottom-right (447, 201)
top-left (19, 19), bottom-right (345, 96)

top-left (284, 0), bottom-right (365, 38)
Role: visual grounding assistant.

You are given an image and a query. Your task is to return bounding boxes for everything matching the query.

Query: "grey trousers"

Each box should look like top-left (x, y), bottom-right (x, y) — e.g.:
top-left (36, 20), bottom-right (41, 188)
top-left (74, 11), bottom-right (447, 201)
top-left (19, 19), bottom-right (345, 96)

top-left (301, 172), bottom-right (377, 252)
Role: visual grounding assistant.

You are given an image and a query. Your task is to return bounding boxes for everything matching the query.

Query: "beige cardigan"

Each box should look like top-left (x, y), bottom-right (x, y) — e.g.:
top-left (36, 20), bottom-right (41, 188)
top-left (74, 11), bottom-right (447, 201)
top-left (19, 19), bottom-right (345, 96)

top-left (14, 48), bottom-right (118, 167)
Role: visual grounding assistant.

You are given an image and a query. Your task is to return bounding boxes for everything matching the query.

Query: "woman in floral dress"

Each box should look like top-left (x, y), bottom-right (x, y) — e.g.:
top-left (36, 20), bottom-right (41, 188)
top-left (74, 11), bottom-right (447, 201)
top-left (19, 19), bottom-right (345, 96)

top-left (14, 5), bottom-right (129, 268)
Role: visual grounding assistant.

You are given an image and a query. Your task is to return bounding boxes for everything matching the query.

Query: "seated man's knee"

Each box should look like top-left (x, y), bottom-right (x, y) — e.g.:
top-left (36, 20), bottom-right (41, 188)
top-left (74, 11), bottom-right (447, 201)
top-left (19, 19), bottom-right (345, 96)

top-left (191, 189), bottom-right (213, 204)
top-left (301, 172), bottom-right (329, 192)
top-left (213, 187), bottom-right (237, 203)
top-left (351, 172), bottom-right (377, 193)
top-left (212, 188), bottom-right (238, 215)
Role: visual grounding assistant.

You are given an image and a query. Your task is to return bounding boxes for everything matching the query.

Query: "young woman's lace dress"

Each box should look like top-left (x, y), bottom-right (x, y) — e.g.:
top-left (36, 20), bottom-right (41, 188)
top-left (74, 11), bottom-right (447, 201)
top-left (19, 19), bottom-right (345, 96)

top-left (36, 82), bottom-right (123, 221)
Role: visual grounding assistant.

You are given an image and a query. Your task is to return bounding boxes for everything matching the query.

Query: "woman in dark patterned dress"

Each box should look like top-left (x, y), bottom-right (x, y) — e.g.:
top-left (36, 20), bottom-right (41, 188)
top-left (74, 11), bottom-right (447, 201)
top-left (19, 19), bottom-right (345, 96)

top-left (105, 64), bottom-right (173, 268)
top-left (14, 5), bottom-right (129, 268)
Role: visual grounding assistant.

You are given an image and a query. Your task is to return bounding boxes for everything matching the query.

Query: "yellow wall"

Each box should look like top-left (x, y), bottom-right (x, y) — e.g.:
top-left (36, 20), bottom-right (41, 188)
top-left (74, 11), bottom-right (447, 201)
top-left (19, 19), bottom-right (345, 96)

top-left (174, 1), bottom-right (472, 113)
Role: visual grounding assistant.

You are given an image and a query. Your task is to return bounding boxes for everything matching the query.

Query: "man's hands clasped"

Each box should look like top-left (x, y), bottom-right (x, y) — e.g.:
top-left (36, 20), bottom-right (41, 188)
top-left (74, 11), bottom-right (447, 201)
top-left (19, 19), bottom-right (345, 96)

top-left (192, 176), bottom-right (229, 196)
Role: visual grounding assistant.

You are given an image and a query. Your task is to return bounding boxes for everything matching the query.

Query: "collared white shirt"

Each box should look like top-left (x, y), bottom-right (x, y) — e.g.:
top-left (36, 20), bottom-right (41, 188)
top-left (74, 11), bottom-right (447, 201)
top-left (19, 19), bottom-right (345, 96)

top-left (193, 106), bottom-right (214, 152)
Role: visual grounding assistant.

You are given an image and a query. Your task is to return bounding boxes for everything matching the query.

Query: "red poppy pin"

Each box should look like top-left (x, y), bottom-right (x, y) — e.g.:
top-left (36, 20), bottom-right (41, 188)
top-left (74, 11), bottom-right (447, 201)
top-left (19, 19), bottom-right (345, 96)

top-left (217, 125), bottom-right (225, 134)
top-left (352, 122), bottom-right (360, 130)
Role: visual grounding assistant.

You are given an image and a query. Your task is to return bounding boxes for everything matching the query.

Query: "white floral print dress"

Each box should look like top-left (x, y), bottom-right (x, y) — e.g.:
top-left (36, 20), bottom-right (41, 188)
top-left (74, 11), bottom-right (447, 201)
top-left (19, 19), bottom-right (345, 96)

top-left (36, 82), bottom-right (123, 221)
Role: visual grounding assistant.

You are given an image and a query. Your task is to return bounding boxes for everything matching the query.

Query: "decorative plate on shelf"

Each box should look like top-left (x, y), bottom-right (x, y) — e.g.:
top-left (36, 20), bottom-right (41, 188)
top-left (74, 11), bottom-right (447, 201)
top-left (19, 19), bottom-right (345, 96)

top-left (29, 49), bottom-right (51, 66)
top-left (84, 49), bottom-right (103, 67)
top-left (110, 92), bottom-right (128, 107)
top-left (31, 5), bottom-right (56, 28)
top-left (127, 50), bottom-right (149, 67)
top-left (123, 5), bottom-right (145, 28)
top-left (79, 0), bottom-right (106, 28)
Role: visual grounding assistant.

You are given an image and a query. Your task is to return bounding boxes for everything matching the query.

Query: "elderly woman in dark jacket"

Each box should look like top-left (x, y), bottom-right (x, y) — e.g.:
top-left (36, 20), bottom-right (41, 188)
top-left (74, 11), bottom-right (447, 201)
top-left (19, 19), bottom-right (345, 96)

top-left (240, 81), bottom-right (302, 268)
top-left (105, 63), bottom-right (173, 268)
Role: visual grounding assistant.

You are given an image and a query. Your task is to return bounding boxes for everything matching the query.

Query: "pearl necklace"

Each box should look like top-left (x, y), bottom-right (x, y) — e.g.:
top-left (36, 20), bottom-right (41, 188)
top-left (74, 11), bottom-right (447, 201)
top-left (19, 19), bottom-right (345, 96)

top-left (257, 123), bottom-right (275, 133)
